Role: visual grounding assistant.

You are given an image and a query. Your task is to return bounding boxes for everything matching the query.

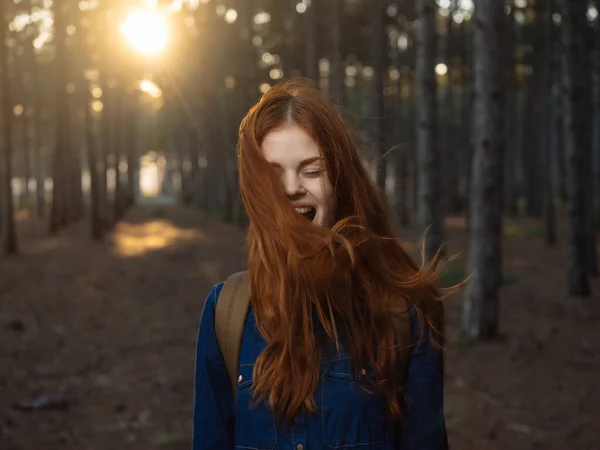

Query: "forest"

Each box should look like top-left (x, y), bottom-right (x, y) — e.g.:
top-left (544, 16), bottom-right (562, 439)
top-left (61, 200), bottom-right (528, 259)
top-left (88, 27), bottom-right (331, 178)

top-left (0, 0), bottom-right (598, 449)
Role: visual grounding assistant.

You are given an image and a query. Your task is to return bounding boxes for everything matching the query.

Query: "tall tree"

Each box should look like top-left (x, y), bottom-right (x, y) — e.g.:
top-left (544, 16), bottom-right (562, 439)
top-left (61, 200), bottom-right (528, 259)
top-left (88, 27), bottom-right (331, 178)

top-left (84, 88), bottom-right (103, 241)
top-left (392, 25), bottom-right (410, 227)
top-left (461, 16), bottom-right (475, 231)
top-left (23, 0), bottom-right (46, 217)
top-left (503, 3), bottom-right (518, 218)
top-left (329, 0), bottom-right (344, 104)
top-left (541, 0), bottom-right (557, 246)
top-left (100, 75), bottom-right (111, 225)
top-left (558, 0), bottom-right (593, 295)
top-left (0, 0), bottom-right (17, 254)
top-left (125, 91), bottom-right (137, 208)
top-left (304, 0), bottom-right (318, 80)
top-left (594, 0), bottom-right (600, 270)
top-left (49, 0), bottom-right (71, 233)
top-left (440, 0), bottom-right (460, 215)
top-left (415, 0), bottom-right (443, 262)
top-left (371, 0), bottom-right (387, 195)
top-left (461, 0), bottom-right (506, 340)
top-left (112, 88), bottom-right (124, 223)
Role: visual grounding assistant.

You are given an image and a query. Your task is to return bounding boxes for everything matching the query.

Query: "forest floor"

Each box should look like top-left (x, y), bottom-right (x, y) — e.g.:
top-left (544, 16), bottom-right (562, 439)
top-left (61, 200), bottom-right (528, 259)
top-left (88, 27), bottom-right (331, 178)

top-left (1, 203), bottom-right (599, 450)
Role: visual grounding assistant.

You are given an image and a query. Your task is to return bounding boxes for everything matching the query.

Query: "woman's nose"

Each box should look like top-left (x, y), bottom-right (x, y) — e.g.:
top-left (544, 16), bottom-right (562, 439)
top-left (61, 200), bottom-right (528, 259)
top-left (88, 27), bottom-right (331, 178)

top-left (283, 172), bottom-right (303, 196)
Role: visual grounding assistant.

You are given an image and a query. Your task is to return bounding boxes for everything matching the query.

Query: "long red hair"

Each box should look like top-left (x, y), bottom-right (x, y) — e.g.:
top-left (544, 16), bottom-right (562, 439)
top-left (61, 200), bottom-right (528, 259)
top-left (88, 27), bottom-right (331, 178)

top-left (237, 78), bottom-right (444, 424)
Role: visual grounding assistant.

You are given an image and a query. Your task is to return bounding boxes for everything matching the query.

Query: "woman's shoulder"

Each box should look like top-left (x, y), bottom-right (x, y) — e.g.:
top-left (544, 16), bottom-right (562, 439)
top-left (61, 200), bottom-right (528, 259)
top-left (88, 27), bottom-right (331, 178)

top-left (211, 270), bottom-right (250, 307)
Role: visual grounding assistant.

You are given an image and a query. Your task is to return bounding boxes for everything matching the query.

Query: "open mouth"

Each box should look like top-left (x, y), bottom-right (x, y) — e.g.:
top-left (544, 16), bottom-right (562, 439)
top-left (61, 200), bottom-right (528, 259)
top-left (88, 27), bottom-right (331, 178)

top-left (294, 206), bottom-right (316, 222)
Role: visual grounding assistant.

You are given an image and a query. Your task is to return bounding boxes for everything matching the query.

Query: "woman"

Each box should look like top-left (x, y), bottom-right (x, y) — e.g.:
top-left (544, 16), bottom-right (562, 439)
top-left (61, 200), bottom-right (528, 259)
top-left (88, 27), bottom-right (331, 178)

top-left (193, 79), bottom-right (448, 449)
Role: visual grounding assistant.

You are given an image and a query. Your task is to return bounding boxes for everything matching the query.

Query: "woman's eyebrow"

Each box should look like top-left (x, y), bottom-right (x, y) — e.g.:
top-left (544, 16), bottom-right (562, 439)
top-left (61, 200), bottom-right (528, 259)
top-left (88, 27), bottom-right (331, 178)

top-left (298, 157), bottom-right (324, 168)
top-left (269, 157), bottom-right (324, 169)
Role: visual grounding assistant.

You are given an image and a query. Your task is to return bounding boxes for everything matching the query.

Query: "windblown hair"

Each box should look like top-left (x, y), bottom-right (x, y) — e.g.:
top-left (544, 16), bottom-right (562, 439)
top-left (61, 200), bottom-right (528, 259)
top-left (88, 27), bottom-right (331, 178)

top-left (237, 78), bottom-right (445, 425)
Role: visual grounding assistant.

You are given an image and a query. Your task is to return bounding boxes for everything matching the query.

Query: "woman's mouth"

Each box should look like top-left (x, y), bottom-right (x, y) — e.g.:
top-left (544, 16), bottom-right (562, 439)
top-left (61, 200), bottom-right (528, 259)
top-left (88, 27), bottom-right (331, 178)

top-left (294, 206), bottom-right (316, 222)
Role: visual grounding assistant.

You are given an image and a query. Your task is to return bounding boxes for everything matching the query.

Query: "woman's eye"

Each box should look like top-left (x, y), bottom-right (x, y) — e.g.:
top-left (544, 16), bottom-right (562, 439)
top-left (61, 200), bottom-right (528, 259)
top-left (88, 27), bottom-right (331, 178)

top-left (303, 170), bottom-right (322, 177)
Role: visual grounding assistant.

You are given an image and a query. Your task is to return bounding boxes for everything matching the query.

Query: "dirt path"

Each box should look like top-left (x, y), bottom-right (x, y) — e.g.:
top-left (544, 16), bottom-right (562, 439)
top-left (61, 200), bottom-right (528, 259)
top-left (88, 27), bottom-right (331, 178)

top-left (1, 205), bottom-right (598, 450)
top-left (0, 205), bottom-right (247, 450)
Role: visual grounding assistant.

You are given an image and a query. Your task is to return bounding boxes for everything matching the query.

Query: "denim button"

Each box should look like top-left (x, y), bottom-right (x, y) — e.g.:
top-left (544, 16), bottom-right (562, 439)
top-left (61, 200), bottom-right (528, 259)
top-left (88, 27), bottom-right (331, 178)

top-left (238, 375), bottom-right (243, 383)
top-left (296, 445), bottom-right (304, 450)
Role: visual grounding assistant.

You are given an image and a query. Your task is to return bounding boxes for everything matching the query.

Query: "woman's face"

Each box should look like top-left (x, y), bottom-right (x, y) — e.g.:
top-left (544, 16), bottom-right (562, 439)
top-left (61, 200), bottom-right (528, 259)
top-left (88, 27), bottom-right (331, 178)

top-left (261, 124), bottom-right (335, 227)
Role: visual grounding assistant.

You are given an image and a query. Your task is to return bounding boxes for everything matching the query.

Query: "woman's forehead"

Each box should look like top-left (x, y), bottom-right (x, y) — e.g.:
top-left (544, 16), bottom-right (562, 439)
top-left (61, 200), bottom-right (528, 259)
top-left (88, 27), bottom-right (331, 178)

top-left (261, 124), bottom-right (322, 163)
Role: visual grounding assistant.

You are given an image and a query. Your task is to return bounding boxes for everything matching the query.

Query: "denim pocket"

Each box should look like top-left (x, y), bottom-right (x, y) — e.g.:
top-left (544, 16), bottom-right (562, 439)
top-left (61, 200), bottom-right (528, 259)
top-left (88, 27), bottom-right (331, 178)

top-left (235, 364), bottom-right (277, 450)
top-left (320, 355), bottom-right (389, 448)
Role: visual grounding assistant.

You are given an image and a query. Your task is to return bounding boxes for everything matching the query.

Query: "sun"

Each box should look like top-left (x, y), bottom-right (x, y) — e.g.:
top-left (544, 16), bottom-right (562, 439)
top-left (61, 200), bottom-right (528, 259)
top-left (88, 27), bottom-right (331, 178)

top-left (120, 9), bottom-right (168, 55)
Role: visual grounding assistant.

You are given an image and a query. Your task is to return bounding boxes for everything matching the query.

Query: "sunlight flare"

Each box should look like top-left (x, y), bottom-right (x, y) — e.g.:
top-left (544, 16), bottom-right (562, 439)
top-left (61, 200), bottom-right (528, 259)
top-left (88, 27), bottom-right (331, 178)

top-left (120, 9), bottom-right (169, 55)
top-left (140, 79), bottom-right (163, 98)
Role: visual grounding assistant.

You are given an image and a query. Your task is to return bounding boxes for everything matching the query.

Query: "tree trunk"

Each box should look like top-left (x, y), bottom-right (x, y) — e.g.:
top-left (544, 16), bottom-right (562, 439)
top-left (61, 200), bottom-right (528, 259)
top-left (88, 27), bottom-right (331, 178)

top-left (178, 127), bottom-right (190, 205)
top-left (441, 0), bottom-right (460, 215)
top-left (558, 0), bottom-right (593, 295)
top-left (49, 1), bottom-right (70, 234)
top-left (393, 46), bottom-right (410, 227)
top-left (85, 91), bottom-right (103, 241)
top-left (126, 93), bottom-right (137, 208)
top-left (69, 121), bottom-right (84, 223)
top-left (504, 4), bottom-right (518, 218)
top-left (556, 106), bottom-right (567, 203)
top-left (112, 87), bottom-right (123, 223)
top-left (0, 0), bottom-right (17, 254)
top-left (372, 0), bottom-right (387, 198)
top-left (329, 0), bottom-right (345, 104)
top-left (594, 0), bottom-right (600, 275)
top-left (100, 78), bottom-right (111, 226)
top-left (415, 0), bottom-right (443, 262)
top-left (305, 0), bottom-right (318, 80)
top-left (462, 20), bottom-right (474, 232)
top-left (461, 0), bottom-right (506, 340)
top-left (542, 0), bottom-right (557, 246)
top-left (393, 150), bottom-right (410, 227)
top-left (238, 0), bottom-right (258, 109)
top-left (525, 66), bottom-right (544, 218)
top-left (188, 127), bottom-right (201, 207)
top-left (19, 113), bottom-right (32, 207)
top-left (22, 0), bottom-right (46, 217)
top-left (224, 95), bottom-right (237, 223)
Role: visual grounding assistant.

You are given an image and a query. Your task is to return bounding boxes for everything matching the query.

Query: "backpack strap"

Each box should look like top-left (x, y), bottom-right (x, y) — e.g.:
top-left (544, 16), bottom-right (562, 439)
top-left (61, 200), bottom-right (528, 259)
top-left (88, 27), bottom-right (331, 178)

top-left (215, 270), bottom-right (251, 403)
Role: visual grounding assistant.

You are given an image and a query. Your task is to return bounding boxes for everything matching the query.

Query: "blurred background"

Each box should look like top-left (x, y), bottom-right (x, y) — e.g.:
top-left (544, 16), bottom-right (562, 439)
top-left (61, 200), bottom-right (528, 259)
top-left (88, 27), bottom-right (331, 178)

top-left (0, 0), bottom-right (599, 449)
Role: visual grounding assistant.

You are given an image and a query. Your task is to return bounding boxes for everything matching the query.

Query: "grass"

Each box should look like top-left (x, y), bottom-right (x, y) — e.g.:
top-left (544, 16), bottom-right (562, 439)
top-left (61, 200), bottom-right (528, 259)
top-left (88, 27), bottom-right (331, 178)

top-left (503, 223), bottom-right (545, 238)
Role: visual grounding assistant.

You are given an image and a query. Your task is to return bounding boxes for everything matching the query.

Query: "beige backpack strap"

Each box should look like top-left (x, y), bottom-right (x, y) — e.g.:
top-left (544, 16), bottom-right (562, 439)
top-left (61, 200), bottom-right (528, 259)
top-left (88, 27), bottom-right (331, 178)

top-left (215, 270), bottom-right (251, 403)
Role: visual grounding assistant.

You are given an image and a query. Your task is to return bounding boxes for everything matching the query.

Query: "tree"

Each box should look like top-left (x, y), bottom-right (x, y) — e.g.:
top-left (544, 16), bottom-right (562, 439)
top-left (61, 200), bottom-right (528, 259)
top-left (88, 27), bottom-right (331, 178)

top-left (84, 88), bottom-right (103, 241)
top-left (541, 0), bottom-right (557, 246)
top-left (371, 0), bottom-right (387, 196)
top-left (49, 0), bottom-right (71, 234)
top-left (440, 0), bottom-right (460, 215)
top-left (23, 0), bottom-right (46, 218)
top-left (557, 0), bottom-right (593, 295)
top-left (415, 0), bottom-right (443, 262)
top-left (461, 0), bottom-right (506, 340)
top-left (329, 0), bottom-right (344, 104)
top-left (0, 0), bottom-right (17, 254)
top-left (125, 91), bottom-right (138, 208)
top-left (304, 0), bottom-right (318, 80)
